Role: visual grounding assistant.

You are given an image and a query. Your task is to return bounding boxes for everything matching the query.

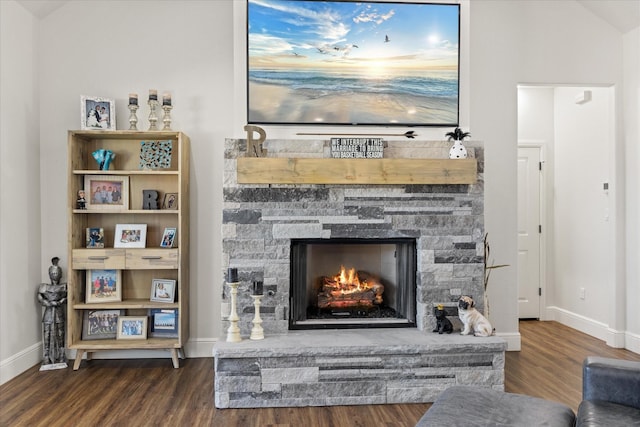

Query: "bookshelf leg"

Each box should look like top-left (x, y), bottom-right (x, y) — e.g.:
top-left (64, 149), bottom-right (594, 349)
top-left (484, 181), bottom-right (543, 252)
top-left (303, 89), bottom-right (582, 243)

top-left (73, 350), bottom-right (85, 370)
top-left (171, 349), bottom-right (180, 368)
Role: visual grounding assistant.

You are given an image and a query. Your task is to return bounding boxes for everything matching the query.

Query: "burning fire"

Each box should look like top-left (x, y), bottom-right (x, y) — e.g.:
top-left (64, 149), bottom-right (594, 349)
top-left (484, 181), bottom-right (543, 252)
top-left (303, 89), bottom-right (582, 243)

top-left (335, 266), bottom-right (364, 291)
top-left (317, 265), bottom-right (384, 309)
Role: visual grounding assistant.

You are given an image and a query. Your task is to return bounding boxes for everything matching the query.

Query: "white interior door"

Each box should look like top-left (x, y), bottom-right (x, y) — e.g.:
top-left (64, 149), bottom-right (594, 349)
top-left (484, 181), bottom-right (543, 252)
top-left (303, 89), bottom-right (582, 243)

top-left (517, 146), bottom-right (542, 319)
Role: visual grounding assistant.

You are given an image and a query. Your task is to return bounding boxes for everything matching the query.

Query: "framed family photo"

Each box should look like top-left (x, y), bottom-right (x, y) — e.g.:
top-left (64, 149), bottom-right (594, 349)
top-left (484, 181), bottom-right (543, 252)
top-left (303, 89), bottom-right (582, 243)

top-left (162, 193), bottom-right (178, 210)
top-left (82, 309), bottom-right (124, 340)
top-left (86, 227), bottom-right (105, 248)
top-left (114, 224), bottom-right (147, 248)
top-left (149, 309), bottom-right (179, 338)
top-left (160, 227), bottom-right (177, 248)
top-left (150, 278), bottom-right (176, 303)
top-left (116, 316), bottom-right (148, 340)
top-left (86, 269), bottom-right (122, 303)
top-left (84, 175), bottom-right (129, 210)
top-left (81, 95), bottom-right (116, 130)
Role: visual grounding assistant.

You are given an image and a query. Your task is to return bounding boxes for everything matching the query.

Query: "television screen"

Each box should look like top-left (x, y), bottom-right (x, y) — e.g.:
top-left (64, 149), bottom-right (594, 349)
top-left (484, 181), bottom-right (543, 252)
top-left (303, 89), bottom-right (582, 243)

top-left (247, 0), bottom-right (460, 127)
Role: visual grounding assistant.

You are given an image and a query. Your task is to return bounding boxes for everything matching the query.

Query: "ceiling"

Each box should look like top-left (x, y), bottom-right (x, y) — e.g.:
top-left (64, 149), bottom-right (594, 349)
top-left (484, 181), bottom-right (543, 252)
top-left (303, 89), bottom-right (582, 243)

top-left (14, 0), bottom-right (640, 33)
top-left (577, 0), bottom-right (640, 33)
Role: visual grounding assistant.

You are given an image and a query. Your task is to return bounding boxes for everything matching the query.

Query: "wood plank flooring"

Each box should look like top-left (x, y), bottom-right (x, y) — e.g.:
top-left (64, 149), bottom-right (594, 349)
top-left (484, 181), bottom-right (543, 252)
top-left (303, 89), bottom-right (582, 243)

top-left (1, 320), bottom-right (638, 426)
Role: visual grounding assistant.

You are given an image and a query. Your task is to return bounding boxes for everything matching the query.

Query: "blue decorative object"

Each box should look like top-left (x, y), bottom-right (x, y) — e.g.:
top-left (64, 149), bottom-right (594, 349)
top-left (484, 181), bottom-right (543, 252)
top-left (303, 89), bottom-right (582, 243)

top-left (92, 149), bottom-right (115, 170)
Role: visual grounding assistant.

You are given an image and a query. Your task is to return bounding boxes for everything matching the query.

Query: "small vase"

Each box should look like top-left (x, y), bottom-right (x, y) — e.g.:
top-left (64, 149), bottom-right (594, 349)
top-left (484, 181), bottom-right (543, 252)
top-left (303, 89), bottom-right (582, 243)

top-left (449, 140), bottom-right (468, 159)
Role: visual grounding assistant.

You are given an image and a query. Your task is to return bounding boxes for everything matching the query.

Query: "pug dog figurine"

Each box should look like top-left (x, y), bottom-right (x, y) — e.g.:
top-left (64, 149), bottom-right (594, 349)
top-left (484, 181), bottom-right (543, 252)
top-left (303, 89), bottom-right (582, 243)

top-left (433, 304), bottom-right (453, 334)
top-left (458, 295), bottom-right (494, 337)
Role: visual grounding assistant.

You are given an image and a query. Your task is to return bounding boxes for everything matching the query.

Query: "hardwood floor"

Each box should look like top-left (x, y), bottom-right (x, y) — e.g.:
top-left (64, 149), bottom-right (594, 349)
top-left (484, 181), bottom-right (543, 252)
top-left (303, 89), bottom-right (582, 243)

top-left (1, 321), bottom-right (638, 426)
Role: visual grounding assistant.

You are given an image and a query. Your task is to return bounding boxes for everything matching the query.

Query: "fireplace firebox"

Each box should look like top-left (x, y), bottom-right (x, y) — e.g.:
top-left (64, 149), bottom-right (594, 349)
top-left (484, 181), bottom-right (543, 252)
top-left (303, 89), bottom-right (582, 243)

top-left (290, 238), bottom-right (417, 329)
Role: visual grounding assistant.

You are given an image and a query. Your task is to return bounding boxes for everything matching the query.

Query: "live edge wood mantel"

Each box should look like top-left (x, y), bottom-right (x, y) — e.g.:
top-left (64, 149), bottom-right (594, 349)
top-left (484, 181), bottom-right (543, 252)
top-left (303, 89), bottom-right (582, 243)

top-left (237, 157), bottom-right (477, 185)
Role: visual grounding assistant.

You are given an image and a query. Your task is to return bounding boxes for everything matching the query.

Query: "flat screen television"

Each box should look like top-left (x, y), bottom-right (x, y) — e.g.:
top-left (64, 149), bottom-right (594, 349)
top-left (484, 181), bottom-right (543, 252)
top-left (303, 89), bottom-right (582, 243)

top-left (247, 0), bottom-right (460, 127)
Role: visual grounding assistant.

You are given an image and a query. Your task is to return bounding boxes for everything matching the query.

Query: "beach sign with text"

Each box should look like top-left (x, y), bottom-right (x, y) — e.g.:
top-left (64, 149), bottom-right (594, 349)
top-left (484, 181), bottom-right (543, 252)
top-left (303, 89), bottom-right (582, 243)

top-left (331, 138), bottom-right (384, 159)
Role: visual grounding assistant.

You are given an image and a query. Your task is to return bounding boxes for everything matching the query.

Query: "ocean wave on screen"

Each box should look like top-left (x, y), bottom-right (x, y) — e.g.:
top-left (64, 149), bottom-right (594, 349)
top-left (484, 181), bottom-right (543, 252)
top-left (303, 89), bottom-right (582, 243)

top-left (249, 69), bottom-right (458, 98)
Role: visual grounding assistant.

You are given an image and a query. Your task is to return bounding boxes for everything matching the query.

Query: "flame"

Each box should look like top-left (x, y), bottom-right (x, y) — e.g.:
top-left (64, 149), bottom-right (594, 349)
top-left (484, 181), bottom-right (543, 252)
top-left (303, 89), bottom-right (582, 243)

top-left (332, 265), bottom-right (369, 293)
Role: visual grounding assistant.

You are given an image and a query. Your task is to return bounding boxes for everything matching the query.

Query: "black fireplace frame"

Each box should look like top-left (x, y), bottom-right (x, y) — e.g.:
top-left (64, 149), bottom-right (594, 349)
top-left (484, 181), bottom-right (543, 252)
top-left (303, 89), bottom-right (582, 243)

top-left (289, 238), bottom-right (417, 330)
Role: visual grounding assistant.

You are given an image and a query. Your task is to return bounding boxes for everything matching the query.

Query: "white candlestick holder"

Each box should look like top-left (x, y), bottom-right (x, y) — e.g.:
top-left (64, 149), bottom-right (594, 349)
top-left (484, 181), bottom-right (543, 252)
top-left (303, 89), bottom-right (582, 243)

top-left (226, 281), bottom-right (242, 342)
top-left (250, 295), bottom-right (264, 340)
top-left (148, 99), bottom-right (159, 131)
top-left (162, 105), bottom-right (173, 130)
top-left (128, 104), bottom-right (139, 130)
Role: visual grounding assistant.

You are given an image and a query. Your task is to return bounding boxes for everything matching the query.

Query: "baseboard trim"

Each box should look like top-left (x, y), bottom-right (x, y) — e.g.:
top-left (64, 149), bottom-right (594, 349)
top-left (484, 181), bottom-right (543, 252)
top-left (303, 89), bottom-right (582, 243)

top-left (546, 306), bottom-right (609, 341)
top-left (625, 331), bottom-right (640, 354)
top-left (0, 342), bottom-right (42, 386)
top-left (546, 306), bottom-right (639, 353)
top-left (185, 337), bottom-right (217, 358)
top-left (496, 332), bottom-right (521, 351)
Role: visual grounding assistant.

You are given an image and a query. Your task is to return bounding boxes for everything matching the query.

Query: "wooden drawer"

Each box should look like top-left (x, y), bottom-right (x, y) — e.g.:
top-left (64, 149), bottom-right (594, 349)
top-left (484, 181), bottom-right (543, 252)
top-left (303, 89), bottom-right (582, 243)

top-left (126, 249), bottom-right (178, 269)
top-left (73, 249), bottom-right (125, 270)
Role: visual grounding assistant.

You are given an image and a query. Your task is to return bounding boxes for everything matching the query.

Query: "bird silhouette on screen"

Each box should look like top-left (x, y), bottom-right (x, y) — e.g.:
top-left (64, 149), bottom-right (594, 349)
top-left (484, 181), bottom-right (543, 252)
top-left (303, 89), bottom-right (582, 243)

top-left (384, 35), bottom-right (390, 43)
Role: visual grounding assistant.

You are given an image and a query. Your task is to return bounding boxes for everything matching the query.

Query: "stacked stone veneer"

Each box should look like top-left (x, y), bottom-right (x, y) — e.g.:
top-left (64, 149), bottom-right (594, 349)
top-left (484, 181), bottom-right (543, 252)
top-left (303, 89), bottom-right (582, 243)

top-left (216, 138), bottom-right (499, 408)
top-left (214, 329), bottom-right (505, 408)
top-left (222, 138), bottom-right (485, 334)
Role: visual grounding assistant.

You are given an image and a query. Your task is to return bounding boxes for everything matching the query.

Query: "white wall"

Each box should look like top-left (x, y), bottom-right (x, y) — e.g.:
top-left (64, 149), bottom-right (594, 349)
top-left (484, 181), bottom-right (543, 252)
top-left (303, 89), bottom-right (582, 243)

top-left (0, 1), bottom-right (43, 383)
top-left (553, 87), bottom-right (615, 330)
top-left (1, 0), bottom-right (637, 384)
top-left (623, 27), bottom-right (640, 352)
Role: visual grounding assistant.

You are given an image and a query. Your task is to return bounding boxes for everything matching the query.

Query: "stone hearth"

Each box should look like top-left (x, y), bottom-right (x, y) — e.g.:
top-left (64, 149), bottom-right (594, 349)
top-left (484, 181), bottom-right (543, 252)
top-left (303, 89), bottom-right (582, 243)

top-left (214, 329), bottom-right (505, 408)
top-left (215, 138), bottom-right (504, 408)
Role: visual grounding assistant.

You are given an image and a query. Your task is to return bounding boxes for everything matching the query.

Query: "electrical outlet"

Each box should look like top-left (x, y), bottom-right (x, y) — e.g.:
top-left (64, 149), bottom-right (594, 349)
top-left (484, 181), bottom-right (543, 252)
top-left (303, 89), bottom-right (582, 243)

top-left (450, 288), bottom-right (462, 296)
top-left (579, 288), bottom-right (586, 300)
top-left (221, 302), bottom-right (231, 318)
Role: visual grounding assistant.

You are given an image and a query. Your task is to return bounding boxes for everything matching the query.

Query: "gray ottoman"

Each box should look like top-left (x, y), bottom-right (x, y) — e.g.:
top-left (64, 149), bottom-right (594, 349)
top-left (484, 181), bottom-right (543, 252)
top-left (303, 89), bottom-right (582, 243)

top-left (416, 386), bottom-right (576, 427)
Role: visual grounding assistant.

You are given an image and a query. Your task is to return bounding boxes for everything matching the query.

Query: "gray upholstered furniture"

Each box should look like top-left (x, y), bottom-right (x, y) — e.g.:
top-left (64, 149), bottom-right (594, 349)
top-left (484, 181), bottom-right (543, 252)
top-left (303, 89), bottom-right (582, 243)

top-left (417, 357), bottom-right (640, 427)
top-left (415, 385), bottom-right (575, 427)
top-left (577, 356), bottom-right (640, 427)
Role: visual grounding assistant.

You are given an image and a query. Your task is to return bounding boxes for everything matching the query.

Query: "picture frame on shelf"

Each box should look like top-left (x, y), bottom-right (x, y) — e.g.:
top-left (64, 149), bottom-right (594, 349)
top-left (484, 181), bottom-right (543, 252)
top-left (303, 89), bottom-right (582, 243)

top-left (150, 278), bottom-right (176, 303)
top-left (86, 227), bottom-right (105, 248)
top-left (116, 316), bottom-right (148, 340)
top-left (149, 308), bottom-right (179, 338)
top-left (84, 175), bottom-right (129, 211)
top-left (86, 269), bottom-right (122, 303)
top-left (160, 227), bottom-right (177, 248)
top-left (81, 95), bottom-right (116, 131)
top-left (114, 224), bottom-right (147, 248)
top-left (162, 193), bottom-right (178, 210)
top-left (82, 309), bottom-right (124, 340)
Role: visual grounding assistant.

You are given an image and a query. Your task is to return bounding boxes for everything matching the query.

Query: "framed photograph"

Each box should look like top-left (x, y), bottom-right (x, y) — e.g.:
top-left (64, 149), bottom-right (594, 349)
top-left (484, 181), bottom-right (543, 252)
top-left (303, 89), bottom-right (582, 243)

top-left (160, 227), bottom-right (177, 248)
top-left (150, 279), bottom-right (176, 303)
top-left (114, 224), bottom-right (147, 248)
top-left (84, 175), bottom-right (129, 210)
top-left (149, 308), bottom-right (179, 338)
top-left (86, 227), bottom-right (105, 248)
top-left (82, 309), bottom-right (124, 340)
top-left (81, 95), bottom-right (116, 130)
top-left (116, 316), bottom-right (148, 340)
top-left (162, 193), bottom-right (178, 210)
top-left (86, 269), bottom-right (122, 303)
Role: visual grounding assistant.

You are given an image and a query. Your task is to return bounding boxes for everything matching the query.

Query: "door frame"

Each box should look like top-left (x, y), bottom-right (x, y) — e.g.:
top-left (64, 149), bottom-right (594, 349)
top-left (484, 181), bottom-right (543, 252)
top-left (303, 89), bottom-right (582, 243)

top-left (517, 141), bottom-right (548, 320)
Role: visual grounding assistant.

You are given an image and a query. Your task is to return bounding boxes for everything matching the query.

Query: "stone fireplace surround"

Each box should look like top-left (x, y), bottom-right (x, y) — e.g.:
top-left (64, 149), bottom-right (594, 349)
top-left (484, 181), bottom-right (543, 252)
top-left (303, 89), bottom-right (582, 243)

top-left (214, 138), bottom-right (506, 408)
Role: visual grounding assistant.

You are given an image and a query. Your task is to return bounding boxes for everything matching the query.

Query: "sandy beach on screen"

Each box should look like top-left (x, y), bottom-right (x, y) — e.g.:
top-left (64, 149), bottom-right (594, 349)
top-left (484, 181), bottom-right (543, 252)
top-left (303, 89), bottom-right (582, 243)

top-left (248, 81), bottom-right (457, 124)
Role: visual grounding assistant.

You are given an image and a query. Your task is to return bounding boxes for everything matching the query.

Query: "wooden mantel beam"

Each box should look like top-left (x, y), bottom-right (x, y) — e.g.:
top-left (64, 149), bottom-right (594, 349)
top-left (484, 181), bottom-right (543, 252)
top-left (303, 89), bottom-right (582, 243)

top-left (237, 158), bottom-right (477, 185)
